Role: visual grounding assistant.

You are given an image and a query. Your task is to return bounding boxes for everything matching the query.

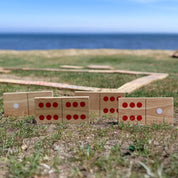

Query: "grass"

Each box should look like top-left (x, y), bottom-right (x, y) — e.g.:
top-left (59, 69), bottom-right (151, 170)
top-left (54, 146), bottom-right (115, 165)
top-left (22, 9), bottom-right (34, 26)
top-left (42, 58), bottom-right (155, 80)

top-left (0, 49), bottom-right (178, 177)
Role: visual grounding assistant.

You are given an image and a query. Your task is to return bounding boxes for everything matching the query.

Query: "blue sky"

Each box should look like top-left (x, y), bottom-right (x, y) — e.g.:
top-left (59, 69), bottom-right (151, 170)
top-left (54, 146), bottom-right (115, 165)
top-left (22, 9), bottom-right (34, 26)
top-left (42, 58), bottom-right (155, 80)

top-left (0, 0), bottom-right (178, 33)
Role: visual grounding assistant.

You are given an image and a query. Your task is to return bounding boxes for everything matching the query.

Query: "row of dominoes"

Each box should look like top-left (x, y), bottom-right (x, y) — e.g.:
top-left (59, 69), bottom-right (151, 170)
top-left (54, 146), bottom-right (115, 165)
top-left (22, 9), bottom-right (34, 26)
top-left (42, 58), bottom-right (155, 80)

top-left (75, 91), bottom-right (173, 125)
top-left (3, 91), bottom-right (174, 125)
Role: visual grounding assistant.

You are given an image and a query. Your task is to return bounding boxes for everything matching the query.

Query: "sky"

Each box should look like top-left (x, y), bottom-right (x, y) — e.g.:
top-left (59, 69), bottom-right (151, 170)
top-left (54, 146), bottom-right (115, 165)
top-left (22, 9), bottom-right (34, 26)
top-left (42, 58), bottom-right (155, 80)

top-left (0, 0), bottom-right (178, 33)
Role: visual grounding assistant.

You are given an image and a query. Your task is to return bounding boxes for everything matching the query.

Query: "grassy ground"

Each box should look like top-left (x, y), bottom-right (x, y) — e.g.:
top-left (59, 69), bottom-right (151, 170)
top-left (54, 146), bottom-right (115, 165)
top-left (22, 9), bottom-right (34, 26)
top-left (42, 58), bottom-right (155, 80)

top-left (0, 49), bottom-right (178, 177)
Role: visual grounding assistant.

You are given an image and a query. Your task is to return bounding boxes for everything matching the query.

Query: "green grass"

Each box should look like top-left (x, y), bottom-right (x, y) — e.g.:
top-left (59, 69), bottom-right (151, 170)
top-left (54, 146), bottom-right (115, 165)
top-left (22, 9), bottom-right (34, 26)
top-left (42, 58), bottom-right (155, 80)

top-left (0, 49), bottom-right (177, 177)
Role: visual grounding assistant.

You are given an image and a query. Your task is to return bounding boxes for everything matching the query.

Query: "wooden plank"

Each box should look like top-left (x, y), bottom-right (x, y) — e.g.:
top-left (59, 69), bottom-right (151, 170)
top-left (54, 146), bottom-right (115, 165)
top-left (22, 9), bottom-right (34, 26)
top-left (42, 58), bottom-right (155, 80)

top-left (0, 78), bottom-right (100, 91)
top-left (117, 74), bottom-right (168, 93)
top-left (62, 96), bottom-right (89, 124)
top-left (146, 97), bottom-right (174, 125)
top-left (118, 98), bottom-right (146, 125)
top-left (0, 68), bottom-right (11, 73)
top-left (1, 67), bottom-right (153, 75)
top-left (0, 73), bottom-right (169, 93)
top-left (27, 91), bottom-right (53, 115)
top-left (100, 93), bottom-right (125, 118)
top-left (35, 97), bottom-right (62, 124)
top-left (75, 91), bottom-right (100, 117)
top-left (87, 65), bottom-right (114, 70)
top-left (0, 67), bottom-right (169, 94)
top-left (60, 65), bottom-right (84, 69)
top-left (3, 92), bottom-right (28, 117)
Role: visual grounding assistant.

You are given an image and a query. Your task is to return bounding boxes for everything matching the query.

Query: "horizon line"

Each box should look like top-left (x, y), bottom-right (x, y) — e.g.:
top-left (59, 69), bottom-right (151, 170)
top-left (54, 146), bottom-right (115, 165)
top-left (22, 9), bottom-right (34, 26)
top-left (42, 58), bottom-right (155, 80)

top-left (0, 32), bottom-right (178, 35)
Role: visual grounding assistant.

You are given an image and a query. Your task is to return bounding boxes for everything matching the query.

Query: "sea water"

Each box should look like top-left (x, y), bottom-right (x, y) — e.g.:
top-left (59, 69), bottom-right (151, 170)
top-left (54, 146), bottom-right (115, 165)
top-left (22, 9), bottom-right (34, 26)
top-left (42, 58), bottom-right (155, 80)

top-left (0, 33), bottom-right (177, 50)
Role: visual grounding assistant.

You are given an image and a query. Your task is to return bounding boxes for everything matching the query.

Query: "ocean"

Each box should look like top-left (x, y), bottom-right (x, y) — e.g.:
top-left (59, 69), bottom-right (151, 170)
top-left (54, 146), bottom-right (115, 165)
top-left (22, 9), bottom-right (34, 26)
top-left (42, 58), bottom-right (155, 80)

top-left (0, 33), bottom-right (178, 50)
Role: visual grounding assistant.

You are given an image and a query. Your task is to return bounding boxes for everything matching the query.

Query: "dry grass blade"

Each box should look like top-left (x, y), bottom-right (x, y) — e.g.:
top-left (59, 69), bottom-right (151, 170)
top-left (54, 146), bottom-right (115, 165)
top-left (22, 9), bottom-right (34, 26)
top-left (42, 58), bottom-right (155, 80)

top-left (138, 161), bottom-right (155, 177)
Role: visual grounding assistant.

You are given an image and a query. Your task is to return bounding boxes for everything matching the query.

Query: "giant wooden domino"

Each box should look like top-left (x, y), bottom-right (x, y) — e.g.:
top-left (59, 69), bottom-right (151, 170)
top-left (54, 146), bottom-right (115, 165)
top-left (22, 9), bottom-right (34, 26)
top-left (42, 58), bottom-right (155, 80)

top-left (35, 96), bottom-right (89, 124)
top-left (118, 97), bottom-right (174, 125)
top-left (3, 91), bottom-right (53, 117)
top-left (75, 91), bottom-right (125, 118)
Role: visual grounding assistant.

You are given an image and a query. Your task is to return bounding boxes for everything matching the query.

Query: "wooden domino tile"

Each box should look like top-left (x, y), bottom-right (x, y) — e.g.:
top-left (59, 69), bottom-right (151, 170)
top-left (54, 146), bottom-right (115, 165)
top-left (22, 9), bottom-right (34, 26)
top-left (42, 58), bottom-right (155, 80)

top-left (62, 96), bottom-right (89, 124)
top-left (100, 93), bottom-right (125, 118)
top-left (3, 92), bottom-right (28, 117)
top-left (118, 98), bottom-right (146, 125)
top-left (75, 92), bottom-right (125, 118)
top-left (27, 91), bottom-right (53, 115)
top-left (146, 97), bottom-right (173, 125)
top-left (118, 97), bottom-right (174, 125)
top-left (35, 97), bottom-right (62, 124)
top-left (75, 91), bottom-right (100, 116)
top-left (3, 91), bottom-right (53, 117)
